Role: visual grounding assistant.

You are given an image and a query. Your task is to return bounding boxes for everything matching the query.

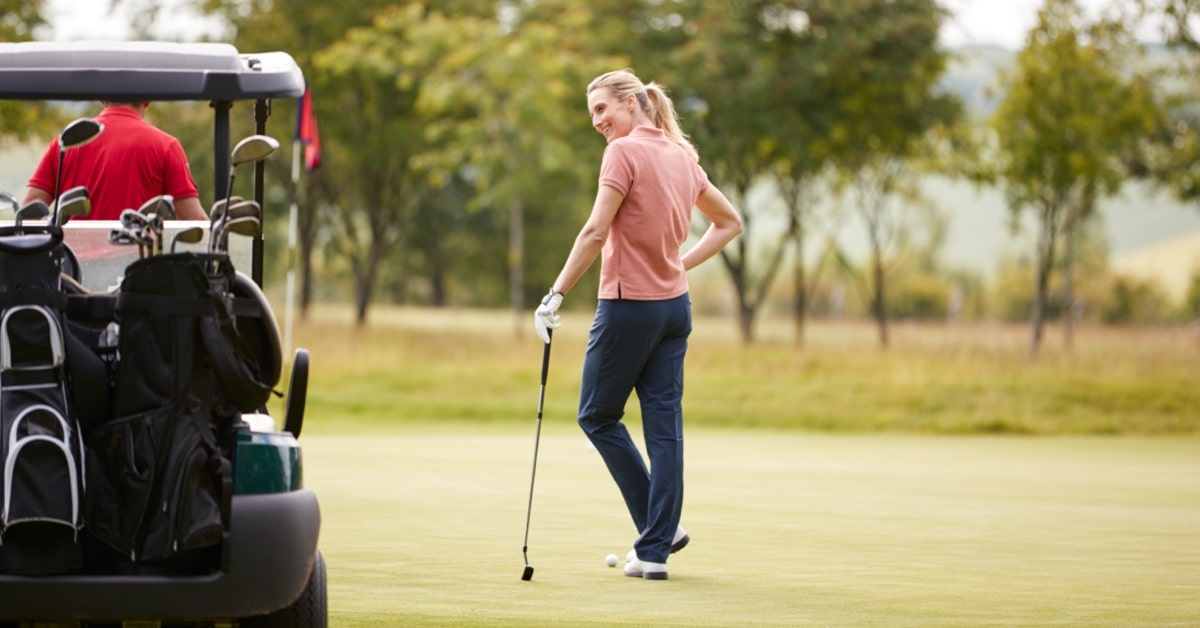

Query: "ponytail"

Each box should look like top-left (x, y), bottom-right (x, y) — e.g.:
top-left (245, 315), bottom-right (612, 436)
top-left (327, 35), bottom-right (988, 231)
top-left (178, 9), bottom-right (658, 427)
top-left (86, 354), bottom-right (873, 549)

top-left (644, 82), bottom-right (699, 162)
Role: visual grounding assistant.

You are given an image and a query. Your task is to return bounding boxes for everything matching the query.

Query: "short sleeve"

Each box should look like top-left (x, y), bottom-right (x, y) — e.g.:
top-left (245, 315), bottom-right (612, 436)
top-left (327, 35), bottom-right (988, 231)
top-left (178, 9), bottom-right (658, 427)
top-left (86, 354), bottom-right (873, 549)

top-left (597, 140), bottom-right (635, 196)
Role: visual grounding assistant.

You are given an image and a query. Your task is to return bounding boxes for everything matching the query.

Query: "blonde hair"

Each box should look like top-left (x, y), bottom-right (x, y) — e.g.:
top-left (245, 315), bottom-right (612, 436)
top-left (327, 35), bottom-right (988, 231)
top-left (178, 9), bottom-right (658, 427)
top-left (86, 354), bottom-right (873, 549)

top-left (587, 69), bottom-right (699, 162)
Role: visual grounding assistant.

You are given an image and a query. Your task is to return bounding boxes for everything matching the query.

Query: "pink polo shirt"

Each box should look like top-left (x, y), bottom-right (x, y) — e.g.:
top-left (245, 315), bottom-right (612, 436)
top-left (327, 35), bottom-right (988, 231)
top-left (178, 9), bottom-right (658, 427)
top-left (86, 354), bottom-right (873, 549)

top-left (596, 126), bottom-right (709, 300)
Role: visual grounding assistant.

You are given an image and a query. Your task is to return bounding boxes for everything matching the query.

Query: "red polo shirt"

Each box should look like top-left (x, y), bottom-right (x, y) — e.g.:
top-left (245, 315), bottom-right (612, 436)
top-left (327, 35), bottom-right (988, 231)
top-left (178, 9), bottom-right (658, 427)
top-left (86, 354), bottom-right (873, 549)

top-left (27, 106), bottom-right (199, 220)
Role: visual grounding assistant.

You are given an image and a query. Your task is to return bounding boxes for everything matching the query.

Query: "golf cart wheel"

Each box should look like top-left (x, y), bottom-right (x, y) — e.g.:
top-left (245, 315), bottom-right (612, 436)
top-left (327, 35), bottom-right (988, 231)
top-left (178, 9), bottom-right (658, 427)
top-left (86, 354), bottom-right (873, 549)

top-left (241, 550), bottom-right (327, 628)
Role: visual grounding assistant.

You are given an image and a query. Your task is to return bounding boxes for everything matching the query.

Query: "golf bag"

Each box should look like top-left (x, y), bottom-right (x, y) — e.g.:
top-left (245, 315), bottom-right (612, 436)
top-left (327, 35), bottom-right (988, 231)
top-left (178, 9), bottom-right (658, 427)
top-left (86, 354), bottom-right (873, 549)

top-left (0, 226), bottom-right (90, 575)
top-left (84, 252), bottom-right (274, 571)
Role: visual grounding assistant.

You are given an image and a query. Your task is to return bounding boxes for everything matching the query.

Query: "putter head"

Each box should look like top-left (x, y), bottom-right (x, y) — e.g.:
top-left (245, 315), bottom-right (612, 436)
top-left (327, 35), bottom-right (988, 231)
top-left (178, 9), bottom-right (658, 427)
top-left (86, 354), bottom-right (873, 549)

top-left (108, 228), bottom-right (141, 246)
top-left (120, 208), bottom-right (149, 231)
top-left (521, 566), bottom-right (534, 581)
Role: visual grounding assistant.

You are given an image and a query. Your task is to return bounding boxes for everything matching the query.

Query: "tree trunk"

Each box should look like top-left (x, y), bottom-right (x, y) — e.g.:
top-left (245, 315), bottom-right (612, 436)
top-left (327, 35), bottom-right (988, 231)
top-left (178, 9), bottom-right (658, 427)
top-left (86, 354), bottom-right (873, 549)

top-left (1062, 227), bottom-right (1075, 352)
top-left (793, 256), bottom-right (807, 350)
top-left (1028, 205), bottom-right (1059, 361)
top-left (872, 253), bottom-right (889, 348)
top-left (738, 301), bottom-right (755, 344)
top-left (430, 265), bottom-right (446, 307)
top-left (354, 271), bottom-right (372, 326)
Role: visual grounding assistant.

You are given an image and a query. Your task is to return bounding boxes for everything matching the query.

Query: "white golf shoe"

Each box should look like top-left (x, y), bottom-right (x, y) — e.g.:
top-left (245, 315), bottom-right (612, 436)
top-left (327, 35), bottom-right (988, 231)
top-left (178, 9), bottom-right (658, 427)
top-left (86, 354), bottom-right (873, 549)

top-left (625, 526), bottom-right (689, 564)
top-left (623, 555), bottom-right (668, 580)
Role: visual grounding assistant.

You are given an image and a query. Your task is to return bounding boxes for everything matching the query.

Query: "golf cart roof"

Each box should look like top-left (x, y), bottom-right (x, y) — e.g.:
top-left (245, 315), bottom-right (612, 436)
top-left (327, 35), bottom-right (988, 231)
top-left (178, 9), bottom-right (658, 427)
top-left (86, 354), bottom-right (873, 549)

top-left (0, 41), bottom-right (305, 101)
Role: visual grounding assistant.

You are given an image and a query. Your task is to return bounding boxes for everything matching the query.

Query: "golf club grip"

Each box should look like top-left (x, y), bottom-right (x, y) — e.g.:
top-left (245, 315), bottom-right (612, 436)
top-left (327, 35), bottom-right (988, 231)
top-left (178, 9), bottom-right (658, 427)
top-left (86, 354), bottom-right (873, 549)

top-left (540, 331), bottom-right (552, 385)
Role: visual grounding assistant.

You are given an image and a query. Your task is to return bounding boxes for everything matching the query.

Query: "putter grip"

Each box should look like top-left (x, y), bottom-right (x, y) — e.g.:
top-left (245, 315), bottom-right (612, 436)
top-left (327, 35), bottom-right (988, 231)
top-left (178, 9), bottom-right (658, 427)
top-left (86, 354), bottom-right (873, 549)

top-left (540, 331), bottom-right (552, 384)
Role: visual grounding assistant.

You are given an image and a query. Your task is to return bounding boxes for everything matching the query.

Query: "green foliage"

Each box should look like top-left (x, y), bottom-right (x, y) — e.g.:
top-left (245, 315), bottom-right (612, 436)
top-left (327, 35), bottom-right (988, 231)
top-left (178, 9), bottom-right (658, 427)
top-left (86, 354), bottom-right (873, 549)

top-left (0, 0), bottom-right (54, 140)
top-left (1187, 268), bottom-right (1200, 318)
top-left (888, 270), bottom-right (953, 320)
top-left (1100, 275), bottom-right (1174, 324)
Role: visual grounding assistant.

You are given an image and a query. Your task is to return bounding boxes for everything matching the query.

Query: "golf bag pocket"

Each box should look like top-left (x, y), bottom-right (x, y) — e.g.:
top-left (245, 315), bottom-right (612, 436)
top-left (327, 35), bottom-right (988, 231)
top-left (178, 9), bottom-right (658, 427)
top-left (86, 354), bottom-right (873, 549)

top-left (84, 409), bottom-right (160, 561)
top-left (0, 304), bottom-right (85, 575)
top-left (86, 401), bottom-right (225, 564)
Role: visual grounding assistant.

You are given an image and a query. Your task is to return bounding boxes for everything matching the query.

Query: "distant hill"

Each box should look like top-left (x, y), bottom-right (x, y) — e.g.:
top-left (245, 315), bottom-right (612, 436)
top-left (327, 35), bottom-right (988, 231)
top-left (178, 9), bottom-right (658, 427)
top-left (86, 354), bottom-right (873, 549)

top-left (941, 44), bottom-right (1015, 116)
top-left (1112, 229), bottom-right (1200, 301)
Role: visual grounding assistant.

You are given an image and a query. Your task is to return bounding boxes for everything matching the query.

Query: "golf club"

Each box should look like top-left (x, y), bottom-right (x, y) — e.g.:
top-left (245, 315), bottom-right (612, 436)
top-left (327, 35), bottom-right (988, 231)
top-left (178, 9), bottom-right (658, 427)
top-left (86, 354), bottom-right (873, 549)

top-left (213, 135), bottom-right (278, 252)
top-left (15, 200), bottom-right (50, 234)
top-left (108, 227), bottom-right (149, 258)
top-left (119, 209), bottom-right (152, 258)
top-left (168, 225), bottom-right (205, 254)
top-left (209, 195), bottom-right (244, 222)
top-left (51, 118), bottom-right (103, 227)
top-left (209, 199), bottom-right (259, 253)
top-left (138, 194), bottom-right (176, 221)
top-left (214, 215), bottom-right (262, 254)
top-left (55, 185), bottom-right (91, 226)
top-left (521, 330), bottom-right (552, 582)
top-left (0, 191), bottom-right (18, 214)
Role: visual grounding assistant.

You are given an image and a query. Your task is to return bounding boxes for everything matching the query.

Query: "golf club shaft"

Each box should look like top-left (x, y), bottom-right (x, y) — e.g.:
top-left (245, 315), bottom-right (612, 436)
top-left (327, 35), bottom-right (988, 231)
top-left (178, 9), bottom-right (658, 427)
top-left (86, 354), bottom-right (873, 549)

top-left (522, 330), bottom-right (552, 574)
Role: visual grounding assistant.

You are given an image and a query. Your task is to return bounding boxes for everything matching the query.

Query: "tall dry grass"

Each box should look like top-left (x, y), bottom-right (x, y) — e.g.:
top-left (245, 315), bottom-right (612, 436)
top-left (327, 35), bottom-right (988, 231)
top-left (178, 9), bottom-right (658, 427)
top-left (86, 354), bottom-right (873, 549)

top-left (273, 305), bottom-right (1200, 435)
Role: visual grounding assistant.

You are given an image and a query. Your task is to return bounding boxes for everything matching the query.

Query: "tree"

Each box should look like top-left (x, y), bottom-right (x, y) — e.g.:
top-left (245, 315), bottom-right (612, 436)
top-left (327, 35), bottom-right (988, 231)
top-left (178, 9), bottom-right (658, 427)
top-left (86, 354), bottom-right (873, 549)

top-left (990, 0), bottom-right (1161, 359)
top-left (654, 0), bottom-right (957, 345)
top-left (399, 4), bottom-right (620, 330)
top-left (0, 0), bottom-right (52, 141)
top-left (194, 0), bottom-right (413, 324)
top-left (822, 0), bottom-right (960, 348)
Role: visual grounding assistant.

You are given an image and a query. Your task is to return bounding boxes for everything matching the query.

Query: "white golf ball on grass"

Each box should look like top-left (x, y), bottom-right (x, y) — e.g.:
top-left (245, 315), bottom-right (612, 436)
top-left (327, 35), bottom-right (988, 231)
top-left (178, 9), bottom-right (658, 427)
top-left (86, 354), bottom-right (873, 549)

top-left (605, 553), bottom-right (619, 567)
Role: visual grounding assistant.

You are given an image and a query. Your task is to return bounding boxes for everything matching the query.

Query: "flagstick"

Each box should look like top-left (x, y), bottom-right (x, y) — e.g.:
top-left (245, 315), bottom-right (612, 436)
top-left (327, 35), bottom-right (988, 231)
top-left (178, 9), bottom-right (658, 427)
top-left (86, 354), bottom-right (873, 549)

top-left (284, 136), bottom-right (300, 365)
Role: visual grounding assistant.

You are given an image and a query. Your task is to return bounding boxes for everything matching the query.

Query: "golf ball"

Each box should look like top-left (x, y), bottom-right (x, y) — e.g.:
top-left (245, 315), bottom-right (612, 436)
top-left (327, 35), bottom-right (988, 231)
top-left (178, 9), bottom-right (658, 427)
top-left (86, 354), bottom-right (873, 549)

top-left (605, 553), bottom-right (619, 567)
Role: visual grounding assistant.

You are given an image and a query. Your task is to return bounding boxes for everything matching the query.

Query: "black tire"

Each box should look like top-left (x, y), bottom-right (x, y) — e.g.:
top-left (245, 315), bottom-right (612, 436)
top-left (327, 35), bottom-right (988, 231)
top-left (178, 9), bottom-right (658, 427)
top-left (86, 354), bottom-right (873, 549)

top-left (241, 550), bottom-right (327, 628)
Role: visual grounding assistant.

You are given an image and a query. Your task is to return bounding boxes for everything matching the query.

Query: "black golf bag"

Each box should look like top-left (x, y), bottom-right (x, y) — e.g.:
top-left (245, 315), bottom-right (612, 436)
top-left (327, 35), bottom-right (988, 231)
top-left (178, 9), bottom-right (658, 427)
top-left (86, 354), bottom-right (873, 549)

top-left (0, 226), bottom-right (94, 575)
top-left (84, 252), bottom-right (276, 572)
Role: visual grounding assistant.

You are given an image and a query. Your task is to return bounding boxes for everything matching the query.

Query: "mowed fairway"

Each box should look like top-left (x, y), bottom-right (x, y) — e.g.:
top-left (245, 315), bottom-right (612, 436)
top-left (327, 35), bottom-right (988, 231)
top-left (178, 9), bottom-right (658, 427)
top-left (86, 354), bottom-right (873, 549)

top-left (300, 426), bottom-right (1200, 626)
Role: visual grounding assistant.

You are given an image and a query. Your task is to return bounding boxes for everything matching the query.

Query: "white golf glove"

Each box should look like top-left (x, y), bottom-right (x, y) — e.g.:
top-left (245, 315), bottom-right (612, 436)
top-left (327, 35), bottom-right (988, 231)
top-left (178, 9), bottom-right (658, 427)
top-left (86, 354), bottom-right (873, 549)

top-left (534, 289), bottom-right (563, 344)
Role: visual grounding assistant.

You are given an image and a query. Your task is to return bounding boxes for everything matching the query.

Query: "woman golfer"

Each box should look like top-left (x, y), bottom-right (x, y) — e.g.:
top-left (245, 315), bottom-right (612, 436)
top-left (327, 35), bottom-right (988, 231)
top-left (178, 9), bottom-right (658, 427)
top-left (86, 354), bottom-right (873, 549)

top-left (534, 69), bottom-right (743, 580)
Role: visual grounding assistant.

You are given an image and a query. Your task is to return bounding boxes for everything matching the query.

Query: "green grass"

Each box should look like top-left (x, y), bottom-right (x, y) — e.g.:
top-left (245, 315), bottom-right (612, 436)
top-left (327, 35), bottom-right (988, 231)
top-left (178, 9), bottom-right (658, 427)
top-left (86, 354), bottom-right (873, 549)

top-left (274, 305), bottom-right (1200, 435)
top-left (304, 427), bottom-right (1200, 626)
top-left (268, 306), bottom-right (1200, 624)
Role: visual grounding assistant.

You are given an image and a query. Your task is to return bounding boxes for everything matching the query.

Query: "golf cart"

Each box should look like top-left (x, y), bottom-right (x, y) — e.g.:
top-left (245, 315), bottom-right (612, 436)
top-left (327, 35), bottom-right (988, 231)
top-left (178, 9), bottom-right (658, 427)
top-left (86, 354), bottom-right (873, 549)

top-left (0, 41), bottom-right (323, 626)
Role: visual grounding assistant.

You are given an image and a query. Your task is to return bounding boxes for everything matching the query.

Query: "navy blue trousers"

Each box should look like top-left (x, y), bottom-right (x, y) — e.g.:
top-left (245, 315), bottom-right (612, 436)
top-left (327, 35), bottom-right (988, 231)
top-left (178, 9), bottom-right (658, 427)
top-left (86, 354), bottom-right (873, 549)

top-left (577, 294), bottom-right (691, 564)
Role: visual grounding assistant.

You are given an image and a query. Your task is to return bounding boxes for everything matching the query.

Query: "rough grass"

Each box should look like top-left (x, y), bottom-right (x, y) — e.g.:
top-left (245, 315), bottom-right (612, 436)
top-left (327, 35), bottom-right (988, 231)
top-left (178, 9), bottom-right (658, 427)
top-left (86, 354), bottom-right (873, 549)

top-left (271, 305), bottom-right (1200, 435)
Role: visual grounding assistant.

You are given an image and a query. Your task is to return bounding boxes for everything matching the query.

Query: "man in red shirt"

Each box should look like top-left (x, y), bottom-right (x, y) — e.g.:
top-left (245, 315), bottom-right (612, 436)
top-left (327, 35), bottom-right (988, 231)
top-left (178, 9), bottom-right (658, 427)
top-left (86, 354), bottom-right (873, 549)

top-left (22, 101), bottom-right (207, 220)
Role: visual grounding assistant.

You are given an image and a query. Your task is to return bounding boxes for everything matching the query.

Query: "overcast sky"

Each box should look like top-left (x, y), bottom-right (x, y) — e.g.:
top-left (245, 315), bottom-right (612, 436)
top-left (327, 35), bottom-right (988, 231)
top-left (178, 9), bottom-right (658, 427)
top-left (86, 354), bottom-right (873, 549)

top-left (46, 0), bottom-right (1124, 50)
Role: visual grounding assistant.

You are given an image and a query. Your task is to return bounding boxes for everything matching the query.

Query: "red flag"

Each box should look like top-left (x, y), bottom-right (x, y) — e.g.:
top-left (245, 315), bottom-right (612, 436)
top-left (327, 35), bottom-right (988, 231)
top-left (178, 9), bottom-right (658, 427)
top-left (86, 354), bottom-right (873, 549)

top-left (296, 87), bottom-right (322, 171)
